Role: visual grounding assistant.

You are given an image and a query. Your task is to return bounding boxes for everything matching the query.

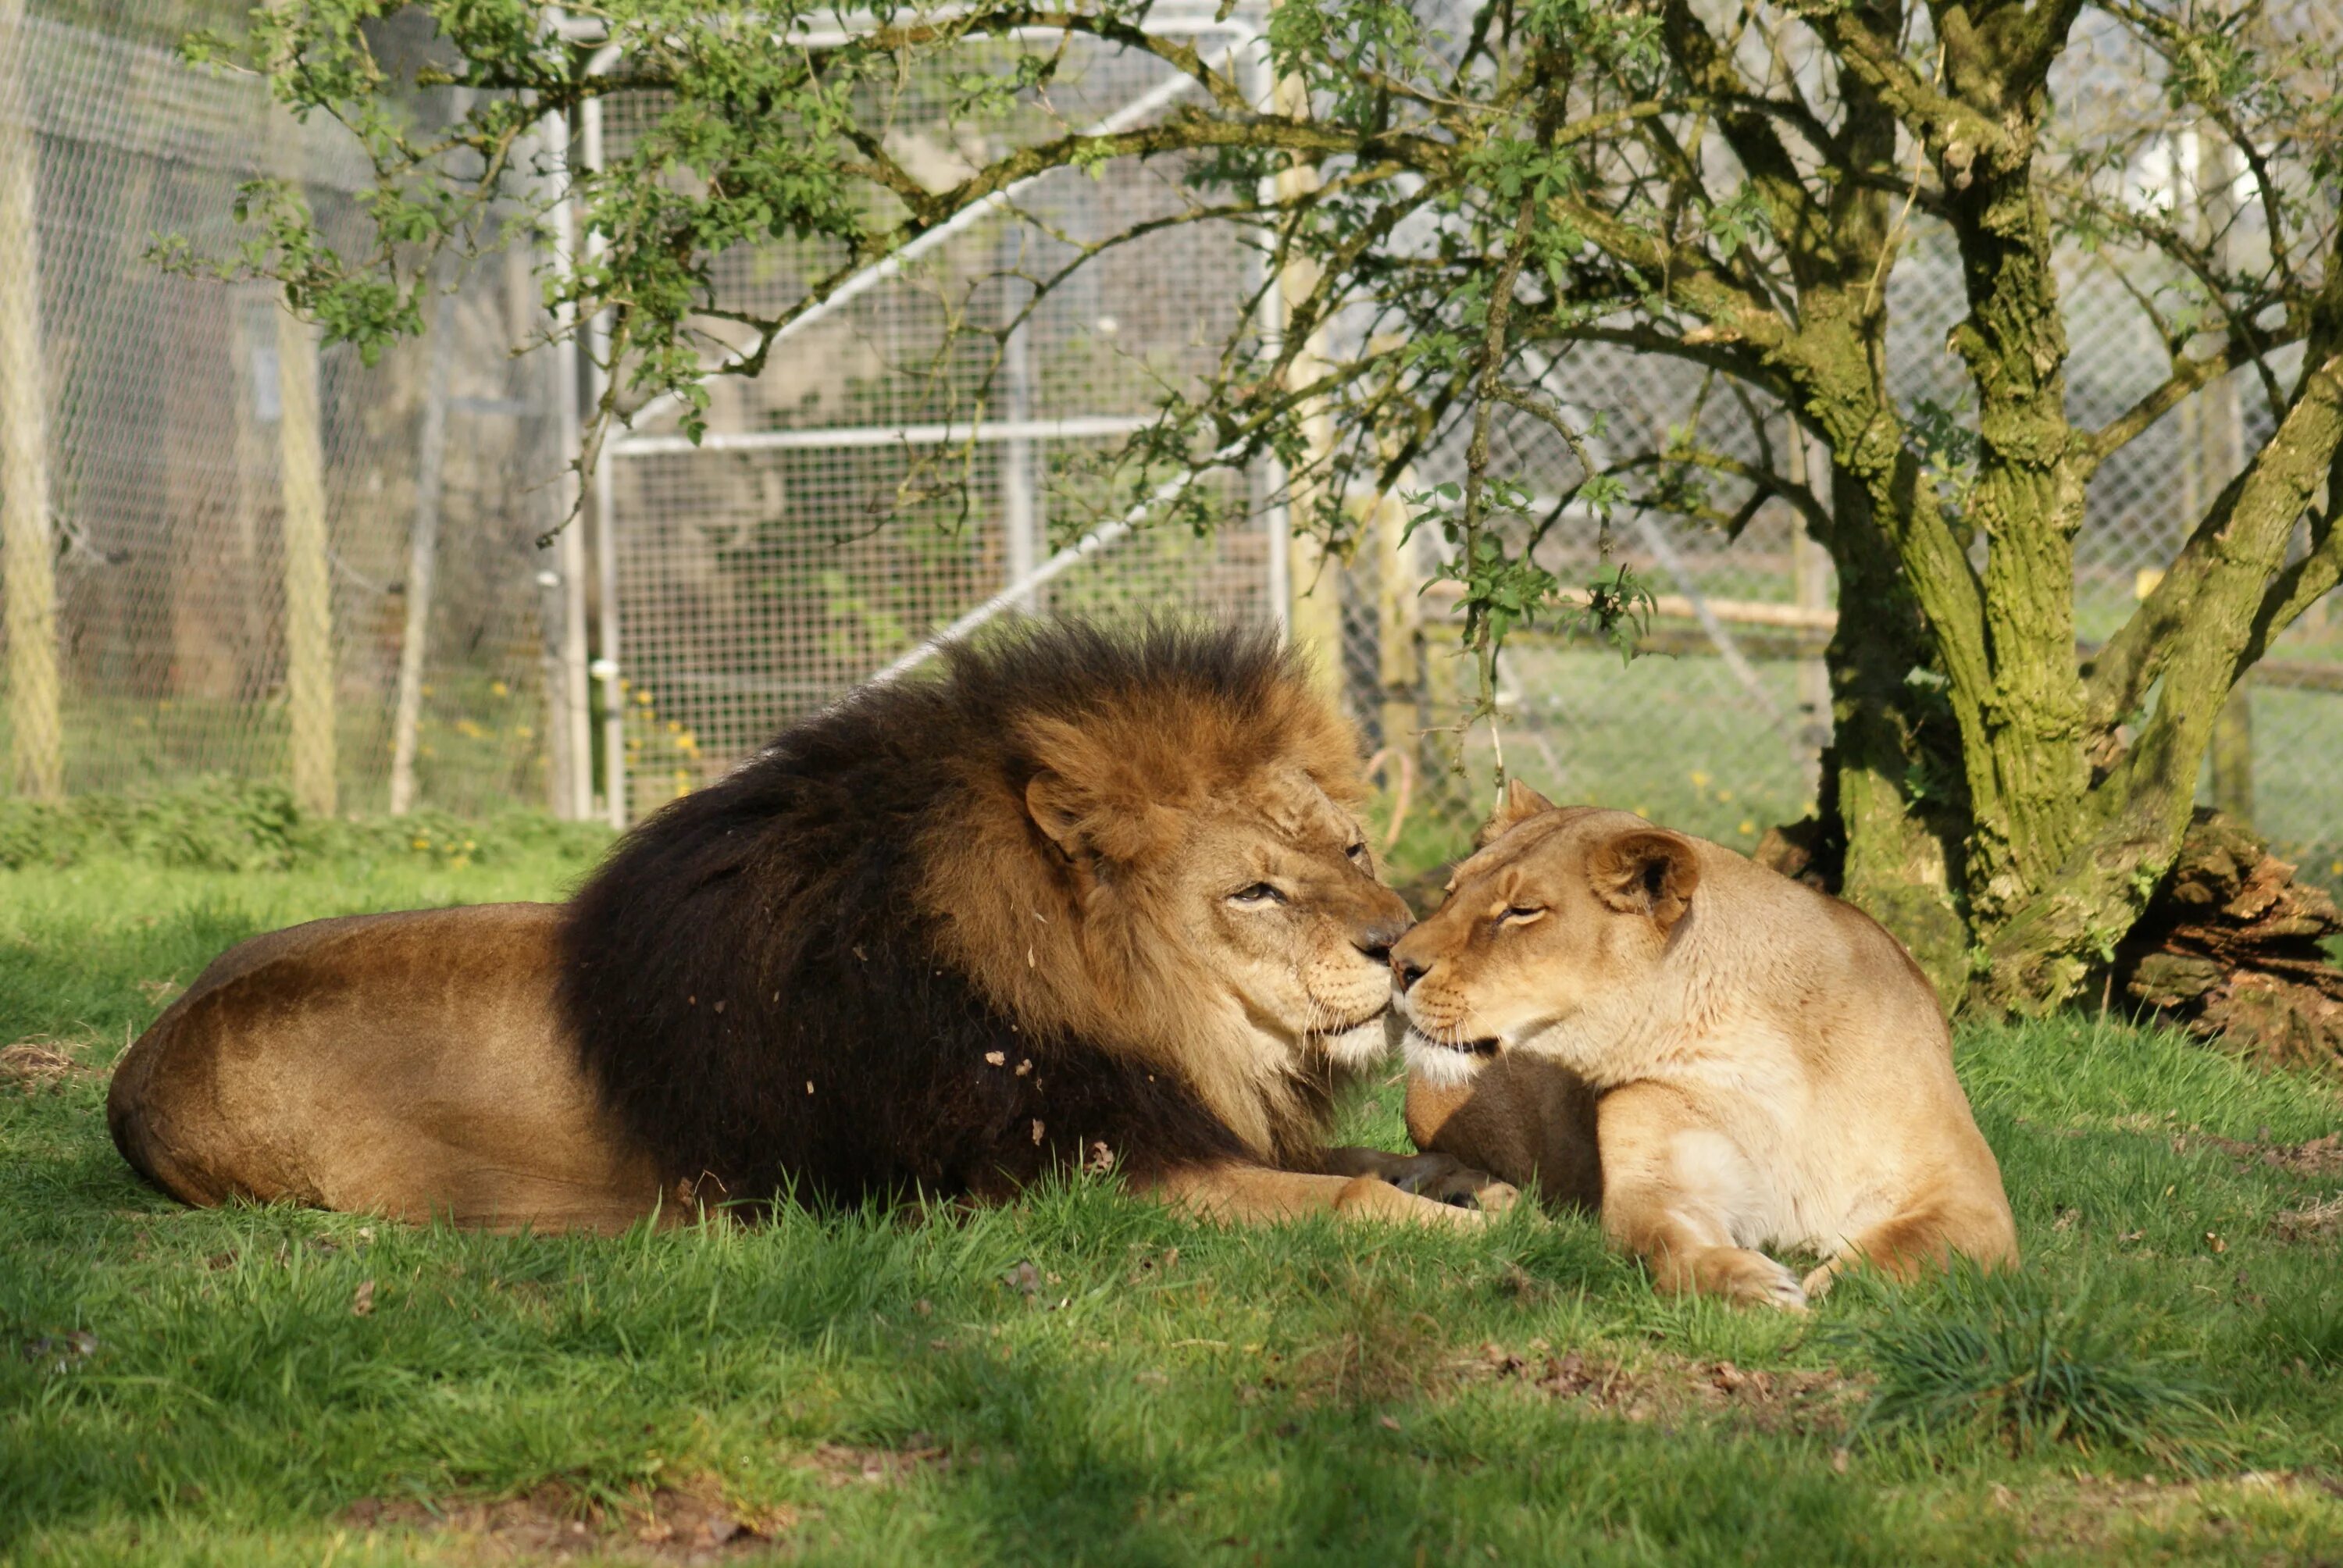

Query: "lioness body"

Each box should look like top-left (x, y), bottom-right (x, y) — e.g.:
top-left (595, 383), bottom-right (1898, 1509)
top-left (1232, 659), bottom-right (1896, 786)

top-left (109, 625), bottom-right (1501, 1231)
top-left (1394, 787), bottom-right (2017, 1307)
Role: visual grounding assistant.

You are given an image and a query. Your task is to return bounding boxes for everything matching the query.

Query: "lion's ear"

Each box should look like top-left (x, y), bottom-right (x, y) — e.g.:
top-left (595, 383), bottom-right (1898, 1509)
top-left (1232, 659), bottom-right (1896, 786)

top-left (1024, 768), bottom-right (1182, 866)
top-left (1475, 776), bottom-right (1557, 848)
top-left (1589, 828), bottom-right (1700, 933)
top-left (1025, 769), bottom-right (1089, 856)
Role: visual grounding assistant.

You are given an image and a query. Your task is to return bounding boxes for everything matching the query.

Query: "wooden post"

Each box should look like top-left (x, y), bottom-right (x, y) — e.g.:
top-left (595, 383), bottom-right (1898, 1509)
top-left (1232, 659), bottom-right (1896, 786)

top-left (275, 305), bottom-right (336, 815)
top-left (388, 291), bottom-right (455, 814)
top-left (2182, 126), bottom-right (2254, 822)
top-left (1788, 425), bottom-right (1832, 798)
top-left (0, 0), bottom-right (61, 798)
top-left (1373, 481), bottom-right (1420, 763)
top-left (1271, 62), bottom-right (1341, 700)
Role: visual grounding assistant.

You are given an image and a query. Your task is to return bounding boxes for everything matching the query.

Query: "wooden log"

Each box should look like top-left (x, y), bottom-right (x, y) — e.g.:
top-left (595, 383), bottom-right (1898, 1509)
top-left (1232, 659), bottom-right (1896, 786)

top-left (2116, 809), bottom-right (2343, 1069)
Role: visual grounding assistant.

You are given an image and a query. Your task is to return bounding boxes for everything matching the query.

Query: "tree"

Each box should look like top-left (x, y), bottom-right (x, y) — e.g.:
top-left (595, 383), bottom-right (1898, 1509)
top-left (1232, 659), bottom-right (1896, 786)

top-left (187, 0), bottom-right (2343, 1014)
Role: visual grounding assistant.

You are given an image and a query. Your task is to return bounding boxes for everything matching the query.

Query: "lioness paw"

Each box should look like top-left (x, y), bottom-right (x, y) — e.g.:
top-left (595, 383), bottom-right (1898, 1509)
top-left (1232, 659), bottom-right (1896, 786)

top-left (1703, 1248), bottom-right (1809, 1312)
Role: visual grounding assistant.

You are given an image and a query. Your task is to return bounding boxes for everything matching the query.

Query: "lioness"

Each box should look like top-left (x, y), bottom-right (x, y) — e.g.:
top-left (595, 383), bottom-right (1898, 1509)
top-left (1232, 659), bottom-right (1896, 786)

top-left (1392, 782), bottom-right (2017, 1308)
top-left (109, 622), bottom-right (1509, 1231)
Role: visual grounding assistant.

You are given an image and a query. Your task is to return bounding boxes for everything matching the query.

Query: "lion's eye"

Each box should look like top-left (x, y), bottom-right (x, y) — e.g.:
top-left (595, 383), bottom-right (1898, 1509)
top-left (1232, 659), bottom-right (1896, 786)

top-left (1230, 882), bottom-right (1287, 905)
top-left (1498, 905), bottom-right (1546, 927)
top-left (1344, 841), bottom-right (1369, 864)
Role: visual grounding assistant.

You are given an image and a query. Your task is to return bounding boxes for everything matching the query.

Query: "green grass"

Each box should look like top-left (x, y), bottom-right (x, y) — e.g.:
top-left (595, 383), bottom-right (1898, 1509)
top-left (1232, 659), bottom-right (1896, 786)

top-left (6, 826), bottom-right (2343, 1563)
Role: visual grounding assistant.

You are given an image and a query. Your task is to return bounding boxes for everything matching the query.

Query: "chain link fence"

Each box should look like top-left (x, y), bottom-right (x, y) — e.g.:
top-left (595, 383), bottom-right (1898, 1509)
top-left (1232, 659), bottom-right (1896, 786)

top-left (0, 3), bottom-right (566, 816)
top-left (0, 5), bottom-right (2334, 887)
top-left (590, 18), bottom-right (1281, 822)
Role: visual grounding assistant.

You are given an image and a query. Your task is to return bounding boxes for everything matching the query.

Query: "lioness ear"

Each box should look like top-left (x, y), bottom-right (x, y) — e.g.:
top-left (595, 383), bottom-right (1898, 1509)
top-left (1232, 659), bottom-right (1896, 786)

top-left (1475, 776), bottom-right (1557, 848)
top-left (1589, 829), bottom-right (1700, 933)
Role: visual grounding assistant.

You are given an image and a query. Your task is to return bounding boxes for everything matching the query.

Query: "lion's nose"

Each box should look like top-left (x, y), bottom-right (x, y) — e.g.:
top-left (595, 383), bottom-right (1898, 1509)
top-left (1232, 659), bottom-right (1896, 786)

top-left (1394, 956), bottom-right (1428, 992)
top-left (1353, 908), bottom-right (1410, 965)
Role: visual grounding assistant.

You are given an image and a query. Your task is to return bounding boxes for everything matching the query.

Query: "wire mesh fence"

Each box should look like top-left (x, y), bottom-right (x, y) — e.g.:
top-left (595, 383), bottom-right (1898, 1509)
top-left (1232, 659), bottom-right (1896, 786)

top-left (0, 4), bottom-right (561, 816)
top-left (593, 21), bottom-right (1280, 821)
top-left (0, 4), bottom-right (2335, 889)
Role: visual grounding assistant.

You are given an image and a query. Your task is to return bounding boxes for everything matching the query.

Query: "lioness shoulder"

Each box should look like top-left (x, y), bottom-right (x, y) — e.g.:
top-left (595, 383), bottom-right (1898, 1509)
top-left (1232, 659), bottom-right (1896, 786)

top-left (1393, 780), bottom-right (2017, 1308)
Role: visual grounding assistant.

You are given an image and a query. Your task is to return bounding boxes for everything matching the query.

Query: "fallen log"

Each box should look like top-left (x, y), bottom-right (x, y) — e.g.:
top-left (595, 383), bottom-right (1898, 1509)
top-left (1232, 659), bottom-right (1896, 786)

top-left (2117, 811), bottom-right (2343, 1070)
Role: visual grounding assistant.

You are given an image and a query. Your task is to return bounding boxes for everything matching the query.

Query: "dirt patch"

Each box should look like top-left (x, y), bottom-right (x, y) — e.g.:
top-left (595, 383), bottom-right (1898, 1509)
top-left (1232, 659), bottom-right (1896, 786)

top-left (803, 1439), bottom-right (950, 1488)
top-left (1986, 1469), bottom-right (2343, 1554)
top-left (0, 1039), bottom-right (88, 1093)
top-left (2273, 1192), bottom-right (2343, 1242)
top-left (1453, 1342), bottom-right (1867, 1434)
top-left (2203, 1131), bottom-right (2343, 1179)
top-left (344, 1481), bottom-right (797, 1564)
top-left (341, 1445), bottom-right (954, 1563)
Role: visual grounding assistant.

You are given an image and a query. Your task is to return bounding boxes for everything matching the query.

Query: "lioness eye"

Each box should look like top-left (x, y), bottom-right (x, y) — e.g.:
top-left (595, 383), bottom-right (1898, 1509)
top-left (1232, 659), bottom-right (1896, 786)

top-left (1500, 906), bottom-right (1546, 925)
top-left (1231, 882), bottom-right (1286, 905)
top-left (1344, 842), bottom-right (1369, 863)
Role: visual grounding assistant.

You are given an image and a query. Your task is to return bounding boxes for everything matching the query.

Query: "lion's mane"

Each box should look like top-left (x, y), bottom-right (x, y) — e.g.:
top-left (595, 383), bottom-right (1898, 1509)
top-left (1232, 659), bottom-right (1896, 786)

top-left (557, 620), bottom-right (1366, 1204)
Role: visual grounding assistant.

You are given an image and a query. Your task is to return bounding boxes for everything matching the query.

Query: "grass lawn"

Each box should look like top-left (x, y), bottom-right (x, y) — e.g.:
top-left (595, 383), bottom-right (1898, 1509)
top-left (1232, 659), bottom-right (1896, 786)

top-left (5, 831), bottom-right (2343, 1565)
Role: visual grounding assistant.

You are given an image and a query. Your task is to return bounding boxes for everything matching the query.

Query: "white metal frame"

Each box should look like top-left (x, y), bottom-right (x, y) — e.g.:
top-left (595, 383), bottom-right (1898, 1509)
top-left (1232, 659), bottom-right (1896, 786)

top-left (548, 7), bottom-right (1283, 823)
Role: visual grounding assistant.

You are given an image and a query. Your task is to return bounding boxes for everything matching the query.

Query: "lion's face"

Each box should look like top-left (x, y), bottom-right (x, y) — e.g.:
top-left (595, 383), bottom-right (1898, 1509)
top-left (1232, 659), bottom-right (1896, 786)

top-left (924, 655), bottom-right (1416, 1156)
top-left (1166, 766), bottom-right (1413, 1067)
top-left (1389, 787), bottom-right (1699, 1088)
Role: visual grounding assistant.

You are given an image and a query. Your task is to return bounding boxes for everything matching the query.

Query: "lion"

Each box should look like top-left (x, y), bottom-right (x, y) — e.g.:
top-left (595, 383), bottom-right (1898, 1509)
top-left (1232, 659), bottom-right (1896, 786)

top-left (107, 622), bottom-right (1513, 1232)
top-left (1389, 781), bottom-right (2017, 1308)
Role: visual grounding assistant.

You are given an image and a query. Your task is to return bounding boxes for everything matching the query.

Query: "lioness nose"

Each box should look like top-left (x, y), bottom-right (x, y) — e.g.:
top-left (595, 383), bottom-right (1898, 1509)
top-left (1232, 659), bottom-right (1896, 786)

top-left (1354, 908), bottom-right (1410, 965)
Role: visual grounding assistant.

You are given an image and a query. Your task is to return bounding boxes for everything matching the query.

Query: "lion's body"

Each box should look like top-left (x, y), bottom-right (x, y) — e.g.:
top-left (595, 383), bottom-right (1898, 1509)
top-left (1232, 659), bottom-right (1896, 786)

top-left (1393, 786), bottom-right (2017, 1307)
top-left (109, 623), bottom-right (1499, 1231)
top-left (107, 903), bottom-right (663, 1231)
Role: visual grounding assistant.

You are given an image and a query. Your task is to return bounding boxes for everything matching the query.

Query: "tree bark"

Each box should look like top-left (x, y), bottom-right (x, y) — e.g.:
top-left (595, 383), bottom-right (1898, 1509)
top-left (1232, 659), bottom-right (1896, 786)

top-left (1818, 465), bottom-right (1972, 1010)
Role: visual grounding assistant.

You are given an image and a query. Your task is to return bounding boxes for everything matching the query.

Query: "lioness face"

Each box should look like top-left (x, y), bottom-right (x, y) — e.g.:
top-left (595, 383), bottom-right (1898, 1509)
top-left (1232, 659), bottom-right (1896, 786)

top-left (1178, 767), bottom-right (1412, 1066)
top-left (1389, 800), bottom-right (1699, 1087)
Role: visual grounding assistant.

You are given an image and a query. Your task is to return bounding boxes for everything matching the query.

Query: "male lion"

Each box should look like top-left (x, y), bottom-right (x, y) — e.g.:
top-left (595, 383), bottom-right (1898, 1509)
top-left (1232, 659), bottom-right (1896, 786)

top-left (109, 623), bottom-right (1508, 1231)
top-left (1390, 781), bottom-right (2017, 1308)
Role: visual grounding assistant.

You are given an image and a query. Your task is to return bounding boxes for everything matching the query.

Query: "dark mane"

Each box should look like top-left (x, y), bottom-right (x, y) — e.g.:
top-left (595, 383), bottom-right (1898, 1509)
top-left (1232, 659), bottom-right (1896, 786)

top-left (557, 619), bottom-right (1333, 1206)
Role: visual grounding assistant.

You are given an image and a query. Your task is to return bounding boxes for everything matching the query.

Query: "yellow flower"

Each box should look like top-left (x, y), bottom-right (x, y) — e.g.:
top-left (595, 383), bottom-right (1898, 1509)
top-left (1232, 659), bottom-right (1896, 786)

top-left (1717, 789), bottom-right (1734, 803)
top-left (1631, 804), bottom-right (1649, 818)
top-left (448, 856), bottom-right (472, 871)
top-left (515, 725), bottom-right (533, 739)
top-left (411, 837), bottom-right (430, 851)
top-left (489, 680), bottom-right (509, 698)
top-left (1689, 771), bottom-right (1710, 789)
top-left (1738, 819), bottom-right (1756, 836)
top-left (462, 840), bottom-right (476, 853)
top-left (635, 690), bottom-right (653, 706)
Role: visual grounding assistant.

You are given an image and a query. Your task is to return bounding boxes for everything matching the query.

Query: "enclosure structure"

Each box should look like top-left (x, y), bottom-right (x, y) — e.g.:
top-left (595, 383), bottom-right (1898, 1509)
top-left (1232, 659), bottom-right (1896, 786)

top-left (0, 2), bottom-right (2336, 884)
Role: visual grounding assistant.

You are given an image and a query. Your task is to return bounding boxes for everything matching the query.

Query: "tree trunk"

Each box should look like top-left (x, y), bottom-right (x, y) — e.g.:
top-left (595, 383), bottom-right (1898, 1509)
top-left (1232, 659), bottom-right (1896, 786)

top-left (1818, 465), bottom-right (1972, 1010)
